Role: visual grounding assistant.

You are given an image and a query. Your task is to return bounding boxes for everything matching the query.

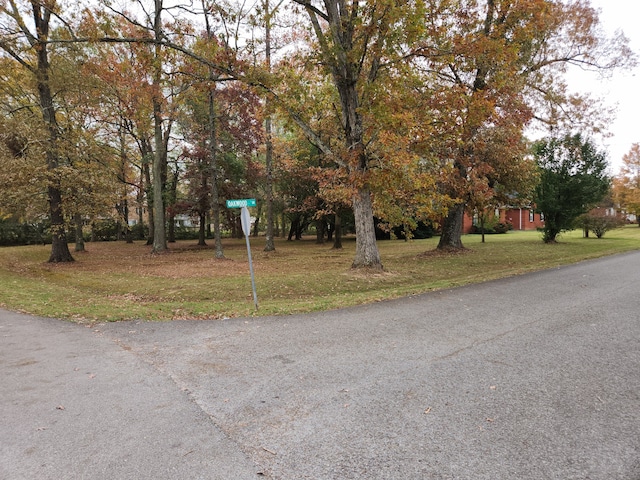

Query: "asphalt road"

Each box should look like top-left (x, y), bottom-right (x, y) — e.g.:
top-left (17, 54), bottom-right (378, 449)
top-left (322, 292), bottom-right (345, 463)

top-left (2, 251), bottom-right (640, 479)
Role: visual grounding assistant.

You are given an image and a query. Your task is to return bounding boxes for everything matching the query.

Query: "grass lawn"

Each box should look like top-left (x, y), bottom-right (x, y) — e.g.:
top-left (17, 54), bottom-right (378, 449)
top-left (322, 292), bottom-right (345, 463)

top-left (1, 226), bottom-right (639, 323)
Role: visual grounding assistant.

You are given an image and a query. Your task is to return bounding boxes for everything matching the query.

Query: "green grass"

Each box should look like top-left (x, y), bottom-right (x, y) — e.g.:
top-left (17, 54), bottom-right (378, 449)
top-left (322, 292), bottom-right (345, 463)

top-left (1, 226), bottom-right (639, 323)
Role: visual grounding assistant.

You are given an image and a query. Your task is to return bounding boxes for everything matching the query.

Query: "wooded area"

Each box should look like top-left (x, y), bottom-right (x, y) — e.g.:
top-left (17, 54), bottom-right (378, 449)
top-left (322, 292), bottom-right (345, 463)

top-left (0, 0), bottom-right (635, 266)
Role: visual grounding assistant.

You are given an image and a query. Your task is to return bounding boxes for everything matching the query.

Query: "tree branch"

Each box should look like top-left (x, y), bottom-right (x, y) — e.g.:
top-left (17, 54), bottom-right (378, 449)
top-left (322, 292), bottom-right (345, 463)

top-left (6, 0), bottom-right (37, 46)
top-left (290, 0), bottom-right (329, 22)
top-left (0, 39), bottom-right (35, 72)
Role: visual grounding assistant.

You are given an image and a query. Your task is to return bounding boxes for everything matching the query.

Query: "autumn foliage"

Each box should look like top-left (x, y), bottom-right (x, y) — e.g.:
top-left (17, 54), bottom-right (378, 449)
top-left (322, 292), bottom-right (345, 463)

top-left (0, 0), bottom-right (633, 266)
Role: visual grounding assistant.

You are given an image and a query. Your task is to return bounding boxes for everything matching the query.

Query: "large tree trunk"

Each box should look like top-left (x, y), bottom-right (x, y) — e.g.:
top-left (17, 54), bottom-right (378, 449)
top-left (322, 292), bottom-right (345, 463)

top-left (151, 107), bottom-right (167, 253)
top-left (208, 88), bottom-right (224, 257)
top-left (46, 183), bottom-right (74, 262)
top-left (151, 3), bottom-right (167, 253)
top-left (263, 0), bottom-right (276, 252)
top-left (33, 9), bottom-right (73, 263)
top-left (438, 202), bottom-right (466, 250)
top-left (337, 83), bottom-right (382, 268)
top-left (203, 1), bottom-right (225, 259)
top-left (352, 188), bottom-right (382, 269)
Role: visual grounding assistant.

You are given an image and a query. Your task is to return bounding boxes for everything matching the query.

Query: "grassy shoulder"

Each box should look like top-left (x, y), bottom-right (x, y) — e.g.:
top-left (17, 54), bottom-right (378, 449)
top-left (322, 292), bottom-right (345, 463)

top-left (1, 226), bottom-right (639, 323)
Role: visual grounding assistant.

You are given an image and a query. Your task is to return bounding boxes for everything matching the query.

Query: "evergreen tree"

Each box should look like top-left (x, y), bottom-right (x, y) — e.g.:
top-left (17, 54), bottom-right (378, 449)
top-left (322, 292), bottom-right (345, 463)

top-left (533, 134), bottom-right (610, 243)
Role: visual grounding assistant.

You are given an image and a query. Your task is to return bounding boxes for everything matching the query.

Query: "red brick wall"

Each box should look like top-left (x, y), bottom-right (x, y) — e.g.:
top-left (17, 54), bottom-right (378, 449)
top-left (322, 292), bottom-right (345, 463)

top-left (504, 208), bottom-right (544, 231)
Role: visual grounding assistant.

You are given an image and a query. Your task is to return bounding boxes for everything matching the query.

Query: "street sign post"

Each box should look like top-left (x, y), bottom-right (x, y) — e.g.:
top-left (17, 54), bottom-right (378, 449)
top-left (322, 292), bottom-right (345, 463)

top-left (227, 199), bottom-right (258, 310)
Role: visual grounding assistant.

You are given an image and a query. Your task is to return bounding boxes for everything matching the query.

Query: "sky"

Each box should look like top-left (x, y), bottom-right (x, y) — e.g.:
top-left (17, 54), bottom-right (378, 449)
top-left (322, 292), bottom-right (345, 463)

top-left (567, 0), bottom-right (640, 174)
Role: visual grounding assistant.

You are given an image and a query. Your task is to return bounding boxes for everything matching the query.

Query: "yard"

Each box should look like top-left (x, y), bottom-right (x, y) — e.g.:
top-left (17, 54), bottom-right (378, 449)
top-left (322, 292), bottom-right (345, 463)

top-left (1, 227), bottom-right (638, 322)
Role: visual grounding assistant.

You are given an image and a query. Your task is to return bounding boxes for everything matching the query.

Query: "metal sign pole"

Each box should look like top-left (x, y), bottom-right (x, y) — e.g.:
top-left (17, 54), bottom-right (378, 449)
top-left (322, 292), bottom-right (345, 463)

top-left (240, 206), bottom-right (259, 311)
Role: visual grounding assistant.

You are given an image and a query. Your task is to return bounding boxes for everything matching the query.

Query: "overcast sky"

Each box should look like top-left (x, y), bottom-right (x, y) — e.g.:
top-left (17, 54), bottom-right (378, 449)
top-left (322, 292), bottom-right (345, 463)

top-left (568, 0), bottom-right (640, 173)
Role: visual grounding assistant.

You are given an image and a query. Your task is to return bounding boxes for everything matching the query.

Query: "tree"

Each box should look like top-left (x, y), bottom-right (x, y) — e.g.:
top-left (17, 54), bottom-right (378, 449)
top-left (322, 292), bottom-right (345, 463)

top-left (282, 0), bottom-right (450, 269)
top-left (92, 0), bottom-right (194, 252)
top-left (0, 47), bottom-right (127, 248)
top-left (286, 0), bottom-right (384, 268)
top-left (261, 0), bottom-right (277, 252)
top-left (533, 134), bottom-right (610, 243)
top-left (76, 0), bottom-right (440, 268)
top-left (462, 126), bottom-right (538, 244)
top-left (422, 0), bottom-right (632, 251)
top-left (179, 75), bottom-right (263, 244)
top-left (82, 34), bottom-right (160, 245)
top-left (0, 0), bottom-right (75, 262)
top-left (613, 143), bottom-right (640, 225)
top-left (199, 0), bottom-right (229, 257)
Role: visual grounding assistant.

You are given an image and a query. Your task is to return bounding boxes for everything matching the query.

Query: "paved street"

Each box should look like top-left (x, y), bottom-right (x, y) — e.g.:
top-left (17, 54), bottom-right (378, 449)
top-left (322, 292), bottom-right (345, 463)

top-left (2, 251), bottom-right (640, 479)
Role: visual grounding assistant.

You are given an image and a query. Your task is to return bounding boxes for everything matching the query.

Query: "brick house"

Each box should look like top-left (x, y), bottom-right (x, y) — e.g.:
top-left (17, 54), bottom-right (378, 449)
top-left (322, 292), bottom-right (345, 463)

top-left (461, 207), bottom-right (544, 233)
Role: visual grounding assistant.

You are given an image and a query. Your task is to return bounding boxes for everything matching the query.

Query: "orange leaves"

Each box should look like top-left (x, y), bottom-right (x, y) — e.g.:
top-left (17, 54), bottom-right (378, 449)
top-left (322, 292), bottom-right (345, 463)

top-left (613, 144), bottom-right (640, 216)
top-left (314, 166), bottom-right (353, 208)
top-left (415, 0), bottom-right (629, 233)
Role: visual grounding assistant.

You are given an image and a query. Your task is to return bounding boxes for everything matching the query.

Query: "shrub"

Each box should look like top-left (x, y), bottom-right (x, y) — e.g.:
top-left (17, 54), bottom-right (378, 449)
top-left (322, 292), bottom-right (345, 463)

top-left (90, 219), bottom-right (120, 241)
top-left (579, 212), bottom-right (625, 238)
top-left (470, 221), bottom-right (511, 235)
top-left (392, 221), bottom-right (436, 240)
top-left (173, 226), bottom-right (200, 240)
top-left (0, 218), bottom-right (50, 246)
top-left (130, 223), bottom-right (148, 241)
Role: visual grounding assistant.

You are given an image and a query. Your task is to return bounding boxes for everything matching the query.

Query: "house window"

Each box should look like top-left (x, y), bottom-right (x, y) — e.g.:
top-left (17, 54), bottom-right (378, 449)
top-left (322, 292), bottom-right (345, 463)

top-left (529, 210), bottom-right (534, 222)
top-left (540, 212), bottom-right (544, 221)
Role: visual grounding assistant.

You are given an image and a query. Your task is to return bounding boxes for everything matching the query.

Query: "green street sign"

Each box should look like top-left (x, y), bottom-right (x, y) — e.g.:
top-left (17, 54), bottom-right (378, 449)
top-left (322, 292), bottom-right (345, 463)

top-left (226, 198), bottom-right (256, 208)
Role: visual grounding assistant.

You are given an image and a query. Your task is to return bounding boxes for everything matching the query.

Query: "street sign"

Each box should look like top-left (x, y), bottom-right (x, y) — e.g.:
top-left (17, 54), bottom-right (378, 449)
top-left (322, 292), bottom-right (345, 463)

top-left (224, 199), bottom-right (259, 309)
top-left (240, 205), bottom-right (251, 236)
top-left (240, 206), bottom-right (258, 310)
top-left (226, 198), bottom-right (257, 208)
